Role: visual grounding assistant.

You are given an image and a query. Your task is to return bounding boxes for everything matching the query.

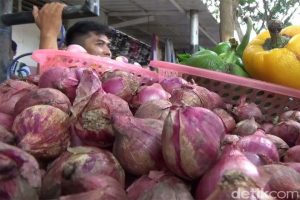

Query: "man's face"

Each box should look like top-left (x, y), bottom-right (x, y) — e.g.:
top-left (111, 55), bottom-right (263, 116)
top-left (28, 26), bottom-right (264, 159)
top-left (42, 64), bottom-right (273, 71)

top-left (82, 32), bottom-right (112, 58)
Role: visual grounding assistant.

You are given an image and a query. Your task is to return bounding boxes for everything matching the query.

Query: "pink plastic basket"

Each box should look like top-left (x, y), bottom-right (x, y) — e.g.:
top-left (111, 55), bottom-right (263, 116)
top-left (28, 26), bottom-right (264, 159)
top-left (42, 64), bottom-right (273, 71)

top-left (32, 49), bottom-right (160, 82)
top-left (150, 60), bottom-right (300, 122)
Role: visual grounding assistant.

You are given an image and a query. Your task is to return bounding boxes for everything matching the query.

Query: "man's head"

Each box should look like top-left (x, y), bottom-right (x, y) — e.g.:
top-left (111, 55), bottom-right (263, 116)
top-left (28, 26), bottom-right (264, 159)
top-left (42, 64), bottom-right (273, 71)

top-left (65, 21), bottom-right (112, 57)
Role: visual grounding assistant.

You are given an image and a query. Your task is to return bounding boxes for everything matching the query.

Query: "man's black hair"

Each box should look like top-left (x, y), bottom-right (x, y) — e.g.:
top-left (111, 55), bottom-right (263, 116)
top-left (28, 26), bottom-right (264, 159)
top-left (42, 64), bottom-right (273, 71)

top-left (65, 21), bottom-right (112, 46)
top-left (11, 40), bottom-right (17, 52)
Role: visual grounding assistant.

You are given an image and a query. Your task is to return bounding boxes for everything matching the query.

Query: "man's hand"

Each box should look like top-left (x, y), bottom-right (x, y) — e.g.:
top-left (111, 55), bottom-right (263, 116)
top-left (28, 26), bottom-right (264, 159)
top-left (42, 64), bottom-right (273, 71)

top-left (33, 3), bottom-right (65, 49)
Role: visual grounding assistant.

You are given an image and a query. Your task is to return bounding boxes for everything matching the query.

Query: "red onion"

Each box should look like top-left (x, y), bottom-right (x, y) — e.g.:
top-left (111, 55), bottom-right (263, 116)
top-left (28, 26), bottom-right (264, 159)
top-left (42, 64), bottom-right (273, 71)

top-left (0, 142), bottom-right (41, 200)
top-left (170, 84), bottom-right (221, 109)
top-left (74, 92), bottom-right (132, 147)
top-left (233, 117), bottom-right (260, 136)
top-left (39, 67), bottom-right (80, 102)
top-left (0, 112), bottom-right (13, 130)
top-left (279, 110), bottom-right (300, 123)
top-left (61, 175), bottom-right (127, 199)
top-left (14, 88), bottom-right (71, 115)
top-left (112, 115), bottom-right (164, 175)
top-left (284, 145), bottom-right (300, 163)
top-left (134, 99), bottom-right (172, 121)
top-left (265, 166), bottom-right (300, 200)
top-left (268, 120), bottom-right (300, 146)
top-left (213, 108), bottom-right (236, 133)
top-left (283, 163), bottom-right (300, 174)
top-left (233, 96), bottom-right (263, 122)
top-left (266, 134), bottom-right (289, 158)
top-left (237, 132), bottom-right (279, 162)
top-left (72, 70), bottom-right (132, 147)
top-left (209, 91), bottom-right (225, 108)
top-left (12, 105), bottom-right (70, 159)
top-left (0, 79), bottom-right (37, 115)
top-left (195, 146), bottom-right (259, 200)
top-left (71, 69), bottom-right (102, 118)
top-left (127, 171), bottom-right (193, 200)
top-left (261, 123), bottom-right (274, 134)
top-left (26, 74), bottom-right (40, 85)
top-left (162, 106), bottom-right (225, 180)
top-left (0, 125), bottom-right (15, 144)
top-left (41, 146), bottom-right (125, 199)
top-left (243, 152), bottom-right (269, 166)
top-left (159, 77), bottom-right (188, 94)
top-left (101, 70), bottom-right (140, 102)
top-left (206, 171), bottom-right (273, 200)
top-left (257, 164), bottom-right (291, 189)
top-left (131, 83), bottom-right (171, 107)
top-left (221, 134), bottom-right (240, 150)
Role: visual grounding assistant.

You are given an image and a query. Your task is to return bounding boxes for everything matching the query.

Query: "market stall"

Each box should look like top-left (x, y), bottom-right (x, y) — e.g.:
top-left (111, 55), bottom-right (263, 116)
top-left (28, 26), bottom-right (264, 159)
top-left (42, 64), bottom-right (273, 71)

top-left (0, 0), bottom-right (300, 199)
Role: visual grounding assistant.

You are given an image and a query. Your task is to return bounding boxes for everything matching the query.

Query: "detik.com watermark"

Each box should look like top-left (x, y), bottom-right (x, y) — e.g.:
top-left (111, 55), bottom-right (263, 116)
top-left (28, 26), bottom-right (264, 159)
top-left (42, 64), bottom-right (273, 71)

top-left (231, 188), bottom-right (300, 199)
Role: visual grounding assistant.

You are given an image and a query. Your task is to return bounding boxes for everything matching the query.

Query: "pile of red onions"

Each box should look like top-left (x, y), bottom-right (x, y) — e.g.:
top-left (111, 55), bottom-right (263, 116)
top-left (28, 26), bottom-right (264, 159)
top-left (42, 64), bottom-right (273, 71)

top-left (41, 146), bottom-right (125, 199)
top-left (112, 115), bottom-right (164, 175)
top-left (162, 106), bottom-right (225, 180)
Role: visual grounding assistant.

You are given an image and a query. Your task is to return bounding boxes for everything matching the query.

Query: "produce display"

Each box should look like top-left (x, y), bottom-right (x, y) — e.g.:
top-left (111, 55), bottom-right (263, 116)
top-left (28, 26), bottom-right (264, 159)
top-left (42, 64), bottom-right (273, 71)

top-left (1, 61), bottom-right (300, 200)
top-left (177, 17), bottom-right (253, 78)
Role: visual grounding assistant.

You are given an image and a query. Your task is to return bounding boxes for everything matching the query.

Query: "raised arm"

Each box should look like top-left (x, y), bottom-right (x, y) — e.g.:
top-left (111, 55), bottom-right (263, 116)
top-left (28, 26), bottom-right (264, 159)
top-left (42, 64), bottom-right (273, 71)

top-left (33, 3), bottom-right (65, 49)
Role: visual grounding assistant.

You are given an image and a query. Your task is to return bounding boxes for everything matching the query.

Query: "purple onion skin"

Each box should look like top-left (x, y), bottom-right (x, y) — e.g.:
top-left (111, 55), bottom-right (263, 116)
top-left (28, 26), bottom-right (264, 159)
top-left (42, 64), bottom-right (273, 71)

top-left (74, 92), bottom-right (133, 148)
top-left (134, 99), bottom-right (172, 121)
top-left (12, 105), bottom-right (70, 159)
top-left (0, 125), bottom-right (15, 144)
top-left (61, 175), bottom-right (127, 199)
top-left (237, 133), bottom-right (280, 162)
top-left (265, 134), bottom-right (289, 159)
top-left (14, 88), bottom-right (71, 115)
top-left (112, 115), bottom-right (165, 175)
top-left (283, 162), bottom-right (300, 174)
top-left (39, 67), bottom-right (79, 102)
top-left (127, 171), bottom-right (193, 200)
top-left (284, 145), bottom-right (300, 163)
top-left (0, 112), bottom-right (13, 131)
top-left (195, 146), bottom-right (260, 200)
top-left (101, 70), bottom-right (140, 102)
top-left (233, 97), bottom-right (263, 122)
top-left (159, 77), bottom-right (188, 94)
top-left (41, 146), bottom-right (125, 199)
top-left (131, 83), bottom-right (171, 107)
top-left (213, 108), bottom-right (236, 133)
top-left (162, 106), bottom-right (226, 180)
top-left (0, 79), bottom-right (37, 115)
top-left (269, 120), bottom-right (300, 147)
top-left (0, 142), bottom-right (41, 200)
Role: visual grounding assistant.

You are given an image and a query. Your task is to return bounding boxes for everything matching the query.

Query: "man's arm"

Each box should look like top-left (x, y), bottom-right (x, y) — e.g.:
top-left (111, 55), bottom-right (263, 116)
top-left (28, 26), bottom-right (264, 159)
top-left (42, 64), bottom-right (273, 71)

top-left (32, 3), bottom-right (65, 49)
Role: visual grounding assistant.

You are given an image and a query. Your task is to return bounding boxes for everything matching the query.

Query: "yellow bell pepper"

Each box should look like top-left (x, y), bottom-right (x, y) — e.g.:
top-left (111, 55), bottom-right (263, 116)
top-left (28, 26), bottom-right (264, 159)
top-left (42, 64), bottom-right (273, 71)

top-left (243, 20), bottom-right (300, 89)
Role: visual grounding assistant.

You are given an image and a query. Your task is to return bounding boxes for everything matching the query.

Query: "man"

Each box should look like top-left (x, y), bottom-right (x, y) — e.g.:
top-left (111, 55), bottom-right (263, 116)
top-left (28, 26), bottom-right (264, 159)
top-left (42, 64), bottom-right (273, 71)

top-left (8, 40), bottom-right (31, 78)
top-left (33, 2), bottom-right (112, 57)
